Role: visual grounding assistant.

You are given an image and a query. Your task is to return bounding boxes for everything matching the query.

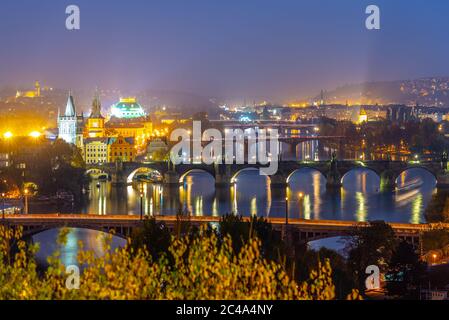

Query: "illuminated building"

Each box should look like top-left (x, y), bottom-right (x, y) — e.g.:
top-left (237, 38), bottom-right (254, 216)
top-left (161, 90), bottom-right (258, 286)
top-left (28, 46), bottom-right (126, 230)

top-left (0, 153), bottom-right (10, 168)
top-left (105, 117), bottom-right (152, 139)
top-left (58, 92), bottom-right (83, 145)
top-left (85, 92), bottom-right (105, 138)
top-left (83, 138), bottom-right (108, 164)
top-left (56, 92), bottom-right (152, 159)
top-left (358, 107), bottom-right (368, 123)
top-left (15, 81), bottom-right (41, 98)
top-left (105, 98), bottom-right (152, 150)
top-left (110, 97), bottom-right (146, 119)
top-left (107, 135), bottom-right (135, 163)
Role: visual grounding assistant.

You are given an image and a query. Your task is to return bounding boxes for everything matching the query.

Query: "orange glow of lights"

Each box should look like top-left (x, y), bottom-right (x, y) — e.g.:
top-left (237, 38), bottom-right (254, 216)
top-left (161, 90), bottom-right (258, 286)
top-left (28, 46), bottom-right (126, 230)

top-left (29, 131), bottom-right (42, 138)
top-left (3, 132), bottom-right (13, 139)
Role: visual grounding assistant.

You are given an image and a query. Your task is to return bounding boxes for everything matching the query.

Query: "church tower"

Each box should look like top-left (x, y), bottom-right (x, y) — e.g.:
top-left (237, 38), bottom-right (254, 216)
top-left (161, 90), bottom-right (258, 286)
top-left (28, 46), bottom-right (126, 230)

top-left (358, 107), bottom-right (368, 124)
top-left (35, 80), bottom-right (41, 97)
top-left (58, 92), bottom-right (78, 144)
top-left (86, 91), bottom-right (105, 138)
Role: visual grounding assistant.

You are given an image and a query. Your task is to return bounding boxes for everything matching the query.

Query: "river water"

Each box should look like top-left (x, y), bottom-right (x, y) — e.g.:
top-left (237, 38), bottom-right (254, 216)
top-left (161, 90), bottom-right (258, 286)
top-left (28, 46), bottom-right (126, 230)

top-left (33, 168), bottom-right (437, 264)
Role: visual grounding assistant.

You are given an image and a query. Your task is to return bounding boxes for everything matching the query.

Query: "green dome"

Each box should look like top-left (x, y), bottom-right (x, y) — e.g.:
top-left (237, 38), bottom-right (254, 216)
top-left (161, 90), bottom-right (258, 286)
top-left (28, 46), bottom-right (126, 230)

top-left (111, 97), bottom-right (146, 119)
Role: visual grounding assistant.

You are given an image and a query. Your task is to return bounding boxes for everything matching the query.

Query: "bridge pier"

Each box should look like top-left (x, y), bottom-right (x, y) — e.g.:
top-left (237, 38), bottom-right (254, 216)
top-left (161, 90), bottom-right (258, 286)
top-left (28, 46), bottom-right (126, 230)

top-left (163, 171), bottom-right (181, 186)
top-left (380, 170), bottom-right (397, 192)
top-left (215, 186), bottom-right (231, 202)
top-left (270, 186), bottom-right (287, 206)
top-left (215, 174), bottom-right (233, 187)
top-left (162, 186), bottom-right (181, 215)
top-left (270, 173), bottom-right (288, 188)
top-left (280, 142), bottom-right (297, 161)
top-left (326, 152), bottom-right (342, 189)
top-left (214, 164), bottom-right (233, 187)
top-left (326, 174), bottom-right (342, 189)
top-left (436, 173), bottom-right (449, 189)
top-left (110, 159), bottom-right (127, 186)
top-left (111, 172), bottom-right (127, 186)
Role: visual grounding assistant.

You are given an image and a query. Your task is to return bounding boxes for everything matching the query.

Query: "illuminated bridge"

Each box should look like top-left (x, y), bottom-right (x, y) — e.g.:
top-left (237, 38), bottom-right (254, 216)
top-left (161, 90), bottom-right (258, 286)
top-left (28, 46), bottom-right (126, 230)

top-left (87, 157), bottom-right (449, 191)
top-left (2, 214), bottom-right (446, 249)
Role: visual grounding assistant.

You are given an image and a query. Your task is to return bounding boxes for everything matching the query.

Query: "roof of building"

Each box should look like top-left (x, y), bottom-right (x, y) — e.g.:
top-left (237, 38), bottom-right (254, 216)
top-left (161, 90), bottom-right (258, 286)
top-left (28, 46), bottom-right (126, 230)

top-left (105, 122), bottom-right (145, 129)
top-left (90, 92), bottom-right (104, 119)
top-left (84, 137), bottom-right (108, 144)
top-left (64, 93), bottom-right (76, 117)
top-left (107, 136), bottom-right (135, 145)
top-left (111, 97), bottom-right (146, 119)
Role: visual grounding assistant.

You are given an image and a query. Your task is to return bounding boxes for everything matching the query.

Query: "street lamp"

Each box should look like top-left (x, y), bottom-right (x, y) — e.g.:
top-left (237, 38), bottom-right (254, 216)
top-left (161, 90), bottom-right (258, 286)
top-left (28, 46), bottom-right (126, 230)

top-left (140, 192), bottom-right (144, 220)
top-left (432, 253), bottom-right (437, 265)
top-left (139, 183), bottom-right (144, 220)
top-left (24, 189), bottom-right (29, 215)
top-left (1, 192), bottom-right (5, 220)
top-left (298, 192), bottom-right (304, 218)
top-left (285, 197), bottom-right (289, 225)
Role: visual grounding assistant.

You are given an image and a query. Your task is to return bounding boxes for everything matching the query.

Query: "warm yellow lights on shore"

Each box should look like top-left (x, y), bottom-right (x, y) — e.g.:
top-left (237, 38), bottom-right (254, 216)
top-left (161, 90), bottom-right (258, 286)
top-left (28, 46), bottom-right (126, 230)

top-left (29, 131), bottom-right (42, 138)
top-left (2, 131), bottom-right (44, 139)
top-left (3, 132), bottom-right (13, 139)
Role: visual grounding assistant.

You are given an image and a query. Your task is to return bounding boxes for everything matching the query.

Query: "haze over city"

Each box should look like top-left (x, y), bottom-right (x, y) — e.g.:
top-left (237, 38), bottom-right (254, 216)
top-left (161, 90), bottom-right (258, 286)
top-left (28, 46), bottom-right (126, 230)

top-left (1, 0), bottom-right (449, 101)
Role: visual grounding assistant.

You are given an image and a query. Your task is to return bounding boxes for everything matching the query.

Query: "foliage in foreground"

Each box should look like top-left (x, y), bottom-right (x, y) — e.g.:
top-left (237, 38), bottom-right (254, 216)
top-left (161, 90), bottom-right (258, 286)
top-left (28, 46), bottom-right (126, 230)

top-left (425, 189), bottom-right (449, 223)
top-left (0, 225), bottom-right (360, 300)
top-left (422, 229), bottom-right (449, 259)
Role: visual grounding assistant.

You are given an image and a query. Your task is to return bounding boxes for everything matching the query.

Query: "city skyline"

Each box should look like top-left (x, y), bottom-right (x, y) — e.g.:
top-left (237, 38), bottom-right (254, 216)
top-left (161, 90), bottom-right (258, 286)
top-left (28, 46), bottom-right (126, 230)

top-left (1, 0), bottom-right (449, 101)
top-left (1, 1), bottom-right (449, 303)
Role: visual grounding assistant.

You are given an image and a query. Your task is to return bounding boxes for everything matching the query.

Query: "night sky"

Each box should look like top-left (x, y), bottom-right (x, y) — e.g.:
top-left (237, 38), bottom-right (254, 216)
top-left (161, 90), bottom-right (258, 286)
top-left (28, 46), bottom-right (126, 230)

top-left (1, 0), bottom-right (449, 100)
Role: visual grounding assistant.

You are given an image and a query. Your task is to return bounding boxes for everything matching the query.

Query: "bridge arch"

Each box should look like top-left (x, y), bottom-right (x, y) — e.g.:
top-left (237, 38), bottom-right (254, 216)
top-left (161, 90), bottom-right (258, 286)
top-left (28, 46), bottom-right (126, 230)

top-left (341, 167), bottom-right (381, 190)
top-left (286, 167), bottom-right (327, 184)
top-left (23, 225), bottom-right (132, 240)
top-left (179, 169), bottom-right (215, 184)
top-left (127, 167), bottom-right (163, 184)
top-left (85, 168), bottom-right (109, 179)
top-left (395, 167), bottom-right (438, 187)
top-left (231, 167), bottom-right (271, 184)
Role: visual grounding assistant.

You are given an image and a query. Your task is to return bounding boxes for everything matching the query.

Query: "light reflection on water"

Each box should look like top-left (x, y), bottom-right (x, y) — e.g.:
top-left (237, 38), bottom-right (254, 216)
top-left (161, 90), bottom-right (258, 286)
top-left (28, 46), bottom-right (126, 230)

top-left (34, 228), bottom-right (125, 266)
top-left (34, 168), bottom-right (436, 261)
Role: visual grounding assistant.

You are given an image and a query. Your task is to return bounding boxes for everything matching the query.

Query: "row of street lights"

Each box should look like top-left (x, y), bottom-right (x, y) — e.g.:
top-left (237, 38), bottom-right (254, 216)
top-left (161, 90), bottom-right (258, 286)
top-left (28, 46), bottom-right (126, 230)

top-left (2, 131), bottom-right (42, 139)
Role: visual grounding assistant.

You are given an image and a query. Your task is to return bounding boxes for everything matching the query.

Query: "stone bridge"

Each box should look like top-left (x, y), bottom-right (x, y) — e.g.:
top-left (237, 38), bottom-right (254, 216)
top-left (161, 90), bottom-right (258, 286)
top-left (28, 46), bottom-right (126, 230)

top-left (86, 156), bottom-right (449, 192)
top-left (2, 214), bottom-right (445, 249)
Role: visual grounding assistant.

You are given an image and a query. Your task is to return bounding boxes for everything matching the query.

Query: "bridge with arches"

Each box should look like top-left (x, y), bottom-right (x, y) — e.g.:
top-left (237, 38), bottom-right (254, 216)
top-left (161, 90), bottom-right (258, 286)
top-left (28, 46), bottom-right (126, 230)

top-left (86, 157), bottom-right (449, 192)
top-left (3, 214), bottom-right (446, 249)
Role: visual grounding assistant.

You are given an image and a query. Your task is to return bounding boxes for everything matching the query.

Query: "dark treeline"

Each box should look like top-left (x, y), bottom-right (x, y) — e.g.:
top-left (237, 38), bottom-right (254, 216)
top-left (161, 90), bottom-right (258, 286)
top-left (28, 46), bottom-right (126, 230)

top-left (130, 216), bottom-right (440, 299)
top-left (320, 118), bottom-right (449, 155)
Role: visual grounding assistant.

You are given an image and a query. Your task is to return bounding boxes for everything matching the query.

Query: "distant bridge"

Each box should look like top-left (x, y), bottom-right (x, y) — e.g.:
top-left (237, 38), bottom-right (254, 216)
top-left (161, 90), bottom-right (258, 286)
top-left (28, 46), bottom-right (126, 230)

top-left (87, 158), bottom-right (449, 191)
top-left (2, 214), bottom-right (447, 248)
